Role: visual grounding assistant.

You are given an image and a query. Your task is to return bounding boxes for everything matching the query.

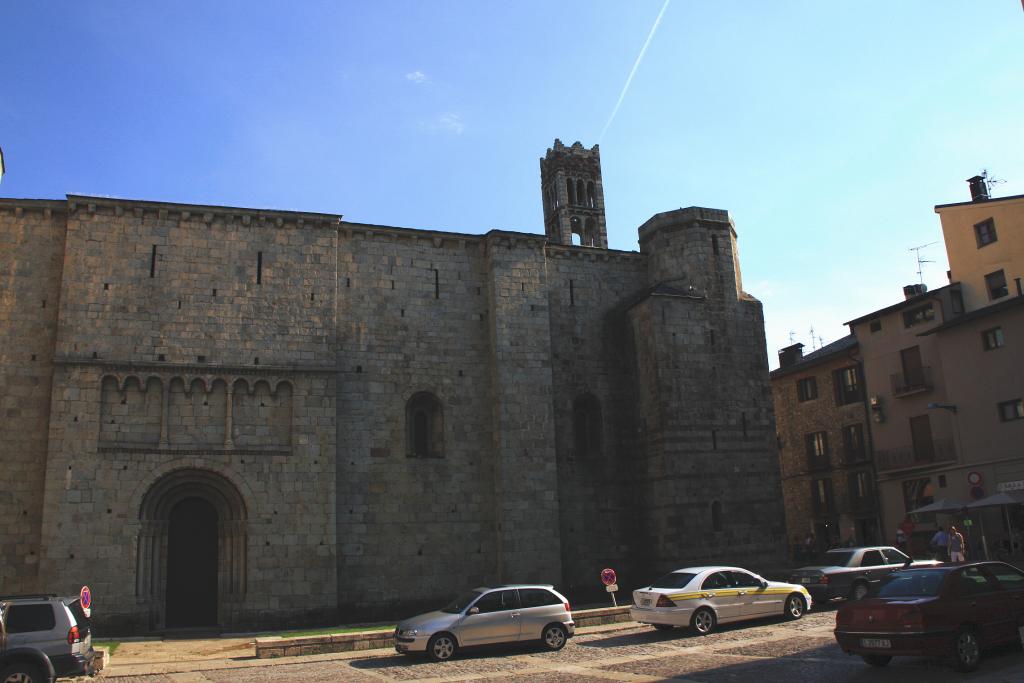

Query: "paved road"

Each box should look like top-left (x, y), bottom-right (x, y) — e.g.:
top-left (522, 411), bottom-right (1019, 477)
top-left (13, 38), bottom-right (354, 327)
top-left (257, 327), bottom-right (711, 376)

top-left (97, 609), bottom-right (1024, 682)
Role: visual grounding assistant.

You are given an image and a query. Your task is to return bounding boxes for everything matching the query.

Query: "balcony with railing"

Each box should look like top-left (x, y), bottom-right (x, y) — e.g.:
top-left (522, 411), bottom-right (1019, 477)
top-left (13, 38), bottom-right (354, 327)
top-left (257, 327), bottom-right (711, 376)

top-left (890, 366), bottom-right (933, 397)
top-left (874, 437), bottom-right (955, 472)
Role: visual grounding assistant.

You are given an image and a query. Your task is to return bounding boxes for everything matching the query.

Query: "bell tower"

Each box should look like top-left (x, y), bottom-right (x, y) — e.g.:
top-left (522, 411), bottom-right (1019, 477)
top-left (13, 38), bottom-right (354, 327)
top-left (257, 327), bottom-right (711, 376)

top-left (540, 140), bottom-right (608, 248)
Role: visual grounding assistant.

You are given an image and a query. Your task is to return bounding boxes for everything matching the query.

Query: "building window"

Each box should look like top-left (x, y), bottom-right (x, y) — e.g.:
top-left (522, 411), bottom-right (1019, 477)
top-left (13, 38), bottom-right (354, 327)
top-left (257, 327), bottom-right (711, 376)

top-left (986, 270), bottom-right (1009, 300)
top-left (833, 366), bottom-right (862, 405)
top-left (805, 431), bottom-right (829, 469)
top-left (406, 392), bottom-right (444, 458)
top-left (999, 399), bottom-right (1024, 422)
top-left (982, 327), bottom-right (1004, 351)
top-left (902, 303), bottom-right (935, 328)
top-left (901, 477), bottom-right (934, 513)
top-left (869, 320), bottom-right (882, 333)
top-left (797, 377), bottom-right (818, 402)
top-left (974, 218), bottom-right (998, 248)
top-left (572, 394), bottom-right (603, 459)
top-left (909, 414), bottom-right (935, 463)
top-left (811, 478), bottom-right (834, 514)
top-left (849, 470), bottom-right (873, 504)
top-left (842, 423), bottom-right (865, 463)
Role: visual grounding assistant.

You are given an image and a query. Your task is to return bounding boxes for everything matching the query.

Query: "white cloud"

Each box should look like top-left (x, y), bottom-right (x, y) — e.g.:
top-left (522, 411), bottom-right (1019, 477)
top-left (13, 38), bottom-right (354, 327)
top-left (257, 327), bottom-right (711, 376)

top-left (405, 70), bottom-right (428, 84)
top-left (437, 113), bottom-right (464, 134)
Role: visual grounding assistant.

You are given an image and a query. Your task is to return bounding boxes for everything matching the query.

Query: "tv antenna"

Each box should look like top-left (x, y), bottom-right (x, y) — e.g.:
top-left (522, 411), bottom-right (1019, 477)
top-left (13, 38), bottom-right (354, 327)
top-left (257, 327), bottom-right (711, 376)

top-left (981, 169), bottom-right (1006, 195)
top-left (909, 241), bottom-right (937, 285)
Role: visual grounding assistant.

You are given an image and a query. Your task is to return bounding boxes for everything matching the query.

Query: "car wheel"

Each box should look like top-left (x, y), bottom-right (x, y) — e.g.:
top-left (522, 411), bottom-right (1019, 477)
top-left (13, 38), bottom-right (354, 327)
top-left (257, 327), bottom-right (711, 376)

top-left (541, 623), bottom-right (568, 651)
top-left (784, 594), bottom-right (805, 620)
top-left (653, 624), bottom-right (674, 631)
top-left (862, 654), bottom-right (892, 667)
top-left (850, 581), bottom-right (869, 601)
top-left (0, 662), bottom-right (46, 683)
top-left (690, 607), bottom-right (717, 636)
top-left (953, 627), bottom-right (981, 672)
top-left (426, 633), bottom-right (457, 662)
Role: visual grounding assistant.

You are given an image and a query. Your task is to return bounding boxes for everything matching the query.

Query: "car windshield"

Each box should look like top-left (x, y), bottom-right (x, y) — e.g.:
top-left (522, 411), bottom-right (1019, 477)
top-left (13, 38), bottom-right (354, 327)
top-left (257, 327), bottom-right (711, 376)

top-left (650, 572), bottom-right (697, 589)
top-left (440, 590), bottom-right (482, 614)
top-left (873, 570), bottom-right (947, 597)
top-left (811, 551), bottom-right (855, 567)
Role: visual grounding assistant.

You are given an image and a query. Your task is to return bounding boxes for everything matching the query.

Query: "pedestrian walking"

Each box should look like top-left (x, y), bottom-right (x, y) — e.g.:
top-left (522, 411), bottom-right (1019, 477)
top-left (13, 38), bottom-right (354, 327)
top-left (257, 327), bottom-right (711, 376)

top-left (949, 526), bottom-right (966, 563)
top-left (930, 526), bottom-right (949, 561)
top-left (895, 526), bottom-right (908, 553)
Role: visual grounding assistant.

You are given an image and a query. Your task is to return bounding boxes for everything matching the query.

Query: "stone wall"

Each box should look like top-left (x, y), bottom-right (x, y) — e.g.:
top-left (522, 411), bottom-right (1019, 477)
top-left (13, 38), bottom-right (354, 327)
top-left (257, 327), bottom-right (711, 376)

top-left (0, 200), bottom-right (66, 593)
top-left (333, 224), bottom-right (498, 621)
top-left (35, 198), bottom-right (338, 631)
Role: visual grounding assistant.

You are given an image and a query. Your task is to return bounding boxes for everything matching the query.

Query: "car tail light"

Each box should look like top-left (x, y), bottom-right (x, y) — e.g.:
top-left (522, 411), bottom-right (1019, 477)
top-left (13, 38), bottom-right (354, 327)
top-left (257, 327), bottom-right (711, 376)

top-left (898, 607), bottom-right (923, 630)
top-left (68, 625), bottom-right (81, 644)
top-left (564, 602), bottom-right (571, 613)
top-left (656, 595), bottom-right (676, 608)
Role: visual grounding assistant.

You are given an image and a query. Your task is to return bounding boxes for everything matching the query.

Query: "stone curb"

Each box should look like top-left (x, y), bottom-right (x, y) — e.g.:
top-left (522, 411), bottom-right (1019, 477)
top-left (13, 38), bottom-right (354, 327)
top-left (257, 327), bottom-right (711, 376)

top-left (253, 606), bottom-right (632, 658)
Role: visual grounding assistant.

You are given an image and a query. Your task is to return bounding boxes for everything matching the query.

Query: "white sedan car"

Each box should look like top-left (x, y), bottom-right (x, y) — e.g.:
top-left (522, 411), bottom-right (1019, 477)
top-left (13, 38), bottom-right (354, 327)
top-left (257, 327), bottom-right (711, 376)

top-left (630, 566), bottom-right (812, 635)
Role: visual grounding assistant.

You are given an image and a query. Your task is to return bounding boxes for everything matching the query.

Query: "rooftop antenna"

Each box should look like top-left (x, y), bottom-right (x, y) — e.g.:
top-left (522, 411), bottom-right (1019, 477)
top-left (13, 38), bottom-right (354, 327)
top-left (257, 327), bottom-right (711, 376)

top-left (788, 330), bottom-right (796, 343)
top-left (809, 325), bottom-right (817, 350)
top-left (982, 169), bottom-right (1006, 196)
top-left (909, 241), bottom-right (937, 285)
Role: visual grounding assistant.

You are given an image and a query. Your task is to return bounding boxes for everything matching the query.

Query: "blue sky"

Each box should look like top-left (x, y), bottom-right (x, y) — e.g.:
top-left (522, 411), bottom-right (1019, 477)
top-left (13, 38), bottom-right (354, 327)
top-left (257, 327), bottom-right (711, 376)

top-left (2, 1), bottom-right (1022, 366)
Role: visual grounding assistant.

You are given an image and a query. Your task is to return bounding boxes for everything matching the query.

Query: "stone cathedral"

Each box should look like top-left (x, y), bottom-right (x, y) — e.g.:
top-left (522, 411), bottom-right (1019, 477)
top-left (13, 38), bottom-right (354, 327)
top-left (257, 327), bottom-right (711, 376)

top-left (0, 140), bottom-right (784, 632)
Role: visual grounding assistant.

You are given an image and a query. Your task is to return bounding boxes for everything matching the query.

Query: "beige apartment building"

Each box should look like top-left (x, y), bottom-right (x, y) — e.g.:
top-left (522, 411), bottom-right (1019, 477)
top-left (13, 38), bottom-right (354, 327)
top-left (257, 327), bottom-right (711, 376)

top-left (770, 337), bottom-right (880, 559)
top-left (847, 183), bottom-right (1023, 558)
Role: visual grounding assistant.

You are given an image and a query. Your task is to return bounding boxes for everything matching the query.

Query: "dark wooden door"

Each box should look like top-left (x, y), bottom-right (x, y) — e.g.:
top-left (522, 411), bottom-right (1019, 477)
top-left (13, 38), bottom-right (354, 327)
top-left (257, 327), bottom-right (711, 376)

top-left (165, 497), bottom-right (219, 628)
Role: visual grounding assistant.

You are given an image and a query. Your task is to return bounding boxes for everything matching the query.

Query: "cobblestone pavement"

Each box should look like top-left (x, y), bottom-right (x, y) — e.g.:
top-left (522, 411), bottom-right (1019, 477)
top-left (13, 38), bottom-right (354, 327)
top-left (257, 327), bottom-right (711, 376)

top-left (94, 610), bottom-right (1024, 682)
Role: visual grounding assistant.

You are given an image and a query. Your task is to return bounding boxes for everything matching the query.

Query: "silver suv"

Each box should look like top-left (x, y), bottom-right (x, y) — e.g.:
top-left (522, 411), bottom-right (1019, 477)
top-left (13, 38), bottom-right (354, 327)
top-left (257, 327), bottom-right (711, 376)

top-left (395, 584), bottom-right (575, 661)
top-left (0, 594), bottom-right (95, 682)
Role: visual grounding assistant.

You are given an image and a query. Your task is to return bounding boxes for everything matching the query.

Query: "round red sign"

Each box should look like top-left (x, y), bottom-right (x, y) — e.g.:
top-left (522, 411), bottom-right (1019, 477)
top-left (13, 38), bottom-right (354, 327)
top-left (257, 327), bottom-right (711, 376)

top-left (80, 585), bottom-right (92, 610)
top-left (601, 568), bottom-right (617, 586)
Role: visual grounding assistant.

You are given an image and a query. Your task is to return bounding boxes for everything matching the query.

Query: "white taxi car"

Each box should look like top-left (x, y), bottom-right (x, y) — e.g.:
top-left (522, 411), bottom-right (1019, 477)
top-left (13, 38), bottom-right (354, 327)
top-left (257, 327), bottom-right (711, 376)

top-left (630, 566), bottom-right (812, 635)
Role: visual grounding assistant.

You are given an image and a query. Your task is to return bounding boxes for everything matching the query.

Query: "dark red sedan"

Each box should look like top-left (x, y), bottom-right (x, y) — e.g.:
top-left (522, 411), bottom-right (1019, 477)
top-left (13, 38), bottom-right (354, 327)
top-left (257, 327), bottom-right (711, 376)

top-left (834, 561), bottom-right (1024, 672)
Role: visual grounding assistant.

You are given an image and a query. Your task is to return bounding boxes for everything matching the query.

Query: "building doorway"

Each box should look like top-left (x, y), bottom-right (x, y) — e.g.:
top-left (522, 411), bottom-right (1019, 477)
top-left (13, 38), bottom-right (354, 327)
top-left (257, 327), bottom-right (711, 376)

top-left (165, 498), bottom-right (219, 628)
top-left (137, 469), bottom-right (248, 631)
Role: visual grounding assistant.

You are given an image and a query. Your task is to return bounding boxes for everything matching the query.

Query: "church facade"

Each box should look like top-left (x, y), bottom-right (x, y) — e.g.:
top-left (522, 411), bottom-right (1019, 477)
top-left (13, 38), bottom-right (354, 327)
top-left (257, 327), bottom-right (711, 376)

top-left (0, 140), bottom-right (784, 632)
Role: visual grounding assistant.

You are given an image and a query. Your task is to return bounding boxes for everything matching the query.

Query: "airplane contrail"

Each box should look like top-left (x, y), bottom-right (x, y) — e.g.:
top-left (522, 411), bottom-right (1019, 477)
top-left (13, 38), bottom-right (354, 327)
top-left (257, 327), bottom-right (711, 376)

top-left (598, 0), bottom-right (671, 143)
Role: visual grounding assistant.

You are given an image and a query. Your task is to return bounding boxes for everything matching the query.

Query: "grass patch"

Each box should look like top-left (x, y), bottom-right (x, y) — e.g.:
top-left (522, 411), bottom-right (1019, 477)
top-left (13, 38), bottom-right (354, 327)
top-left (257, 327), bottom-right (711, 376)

top-left (253, 624), bottom-right (396, 639)
top-left (94, 640), bottom-right (121, 656)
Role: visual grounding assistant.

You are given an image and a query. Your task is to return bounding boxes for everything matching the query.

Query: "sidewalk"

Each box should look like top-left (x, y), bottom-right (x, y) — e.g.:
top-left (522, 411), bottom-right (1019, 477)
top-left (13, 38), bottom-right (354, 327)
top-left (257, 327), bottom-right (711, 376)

top-left (96, 619), bottom-right (638, 678)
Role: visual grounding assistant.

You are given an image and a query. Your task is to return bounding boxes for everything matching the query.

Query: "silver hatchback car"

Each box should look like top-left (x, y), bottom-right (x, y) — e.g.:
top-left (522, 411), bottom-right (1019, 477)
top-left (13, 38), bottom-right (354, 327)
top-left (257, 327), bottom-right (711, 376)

top-left (394, 584), bottom-right (575, 661)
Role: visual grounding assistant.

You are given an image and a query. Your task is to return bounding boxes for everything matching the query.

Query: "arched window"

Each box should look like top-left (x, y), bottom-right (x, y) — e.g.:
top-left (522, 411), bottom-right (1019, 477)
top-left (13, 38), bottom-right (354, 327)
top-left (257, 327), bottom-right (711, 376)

top-left (711, 500), bottom-right (723, 531)
top-left (566, 178), bottom-right (576, 205)
top-left (586, 181), bottom-right (596, 208)
top-left (572, 394), bottom-right (603, 459)
top-left (584, 218), bottom-right (597, 247)
top-left (576, 179), bottom-right (586, 206)
top-left (406, 392), bottom-right (444, 458)
top-left (570, 216), bottom-right (582, 246)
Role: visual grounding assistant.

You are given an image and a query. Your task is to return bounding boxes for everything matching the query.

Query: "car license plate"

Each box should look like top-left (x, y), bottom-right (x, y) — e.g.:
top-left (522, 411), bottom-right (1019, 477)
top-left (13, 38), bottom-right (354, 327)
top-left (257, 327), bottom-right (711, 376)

top-left (860, 638), bottom-right (891, 649)
top-left (640, 598), bottom-right (651, 607)
top-left (800, 578), bottom-right (812, 584)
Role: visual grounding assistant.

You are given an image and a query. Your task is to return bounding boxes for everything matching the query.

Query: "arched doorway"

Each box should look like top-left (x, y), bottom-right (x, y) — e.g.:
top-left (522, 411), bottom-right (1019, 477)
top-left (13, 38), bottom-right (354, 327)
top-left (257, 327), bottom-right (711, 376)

top-left (137, 469), bottom-right (247, 631)
top-left (166, 498), bottom-right (219, 627)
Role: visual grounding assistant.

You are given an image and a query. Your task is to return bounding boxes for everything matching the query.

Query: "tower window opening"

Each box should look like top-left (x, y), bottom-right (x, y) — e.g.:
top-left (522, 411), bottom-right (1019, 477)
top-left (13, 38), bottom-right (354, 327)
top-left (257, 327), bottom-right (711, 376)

top-left (256, 251), bottom-right (263, 285)
top-left (576, 179), bottom-right (586, 206)
top-left (586, 181), bottom-right (596, 208)
top-left (406, 392), bottom-right (444, 458)
top-left (567, 178), bottom-right (576, 205)
top-left (712, 234), bottom-right (719, 255)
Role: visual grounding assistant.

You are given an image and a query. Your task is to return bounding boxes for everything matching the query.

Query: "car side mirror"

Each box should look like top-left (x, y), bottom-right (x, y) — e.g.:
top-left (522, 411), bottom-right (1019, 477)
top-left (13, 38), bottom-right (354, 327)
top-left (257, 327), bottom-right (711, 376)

top-left (760, 580), bottom-right (768, 589)
top-left (468, 607), bottom-right (480, 615)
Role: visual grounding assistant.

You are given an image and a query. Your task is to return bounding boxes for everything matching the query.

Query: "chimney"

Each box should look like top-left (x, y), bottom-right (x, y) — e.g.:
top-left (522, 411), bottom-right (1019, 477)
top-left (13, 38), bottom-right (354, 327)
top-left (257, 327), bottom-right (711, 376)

top-left (778, 343), bottom-right (804, 369)
top-left (967, 175), bottom-right (990, 202)
top-left (903, 284), bottom-right (927, 300)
